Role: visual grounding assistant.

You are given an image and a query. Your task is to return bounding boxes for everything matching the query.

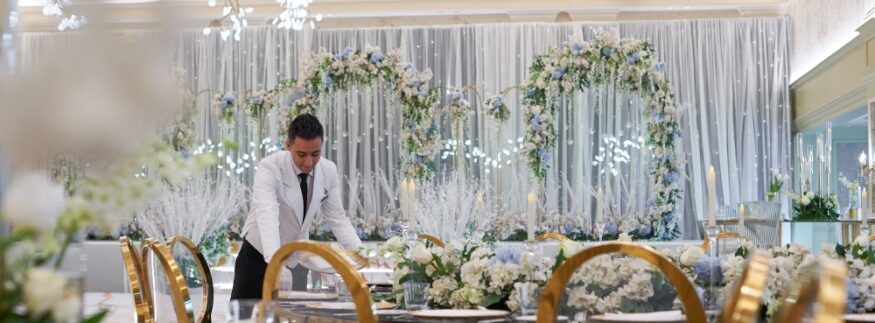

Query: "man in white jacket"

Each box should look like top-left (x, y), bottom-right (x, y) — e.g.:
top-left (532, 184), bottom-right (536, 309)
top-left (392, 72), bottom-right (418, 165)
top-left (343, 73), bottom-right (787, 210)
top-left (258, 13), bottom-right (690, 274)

top-left (231, 113), bottom-right (362, 300)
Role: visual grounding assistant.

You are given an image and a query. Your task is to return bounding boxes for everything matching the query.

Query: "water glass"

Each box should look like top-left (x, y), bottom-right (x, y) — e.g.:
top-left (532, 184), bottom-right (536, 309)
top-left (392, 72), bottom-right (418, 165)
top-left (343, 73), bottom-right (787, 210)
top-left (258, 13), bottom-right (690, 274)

top-left (335, 274), bottom-right (352, 302)
top-left (226, 299), bottom-right (277, 323)
top-left (403, 280), bottom-right (429, 311)
top-left (518, 282), bottom-right (542, 315)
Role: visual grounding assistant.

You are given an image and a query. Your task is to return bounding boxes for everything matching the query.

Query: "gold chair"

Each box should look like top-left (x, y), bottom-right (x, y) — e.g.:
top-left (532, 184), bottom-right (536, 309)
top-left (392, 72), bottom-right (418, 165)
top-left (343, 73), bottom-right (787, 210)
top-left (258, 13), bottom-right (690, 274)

top-left (262, 241), bottom-right (377, 323)
top-left (536, 242), bottom-right (706, 323)
top-left (721, 249), bottom-right (771, 323)
top-left (167, 236), bottom-right (214, 323)
top-left (140, 238), bottom-right (195, 322)
top-left (535, 233), bottom-right (571, 241)
top-left (700, 231), bottom-right (741, 253)
top-left (417, 233), bottom-right (446, 247)
top-left (774, 258), bottom-right (847, 323)
top-left (119, 236), bottom-right (152, 323)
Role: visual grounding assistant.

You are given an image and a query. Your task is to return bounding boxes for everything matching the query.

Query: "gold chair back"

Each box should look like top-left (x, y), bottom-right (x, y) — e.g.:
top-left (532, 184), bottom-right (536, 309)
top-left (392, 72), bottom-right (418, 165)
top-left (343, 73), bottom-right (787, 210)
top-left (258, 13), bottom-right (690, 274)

top-left (721, 250), bottom-right (771, 323)
top-left (700, 231), bottom-right (741, 252)
top-left (262, 241), bottom-right (376, 323)
top-left (140, 238), bottom-right (195, 323)
top-left (535, 233), bottom-right (571, 241)
top-left (119, 236), bottom-right (152, 323)
top-left (417, 233), bottom-right (446, 247)
top-left (536, 242), bottom-right (705, 323)
top-left (869, 233), bottom-right (875, 242)
top-left (167, 236), bottom-right (214, 323)
top-left (775, 258), bottom-right (847, 323)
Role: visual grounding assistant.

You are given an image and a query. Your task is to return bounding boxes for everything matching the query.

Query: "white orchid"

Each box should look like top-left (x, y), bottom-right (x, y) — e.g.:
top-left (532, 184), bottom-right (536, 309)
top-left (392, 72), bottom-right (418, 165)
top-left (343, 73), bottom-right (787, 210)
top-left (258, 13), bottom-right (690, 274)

top-left (1, 172), bottom-right (66, 233)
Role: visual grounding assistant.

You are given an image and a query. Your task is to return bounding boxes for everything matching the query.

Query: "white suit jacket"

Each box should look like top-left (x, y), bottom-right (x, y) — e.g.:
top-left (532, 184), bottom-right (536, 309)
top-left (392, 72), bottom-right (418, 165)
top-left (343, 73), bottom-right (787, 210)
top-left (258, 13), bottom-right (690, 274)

top-left (241, 151), bottom-right (362, 267)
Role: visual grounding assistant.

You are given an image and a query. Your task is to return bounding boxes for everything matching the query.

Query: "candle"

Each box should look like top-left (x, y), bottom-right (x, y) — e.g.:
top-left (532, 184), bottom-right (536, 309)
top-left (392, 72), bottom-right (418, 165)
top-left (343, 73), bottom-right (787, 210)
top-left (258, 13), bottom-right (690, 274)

top-left (707, 166), bottom-right (717, 227)
top-left (738, 203), bottom-right (745, 233)
top-left (409, 180), bottom-right (416, 226)
top-left (527, 192), bottom-right (536, 240)
top-left (797, 133), bottom-right (804, 193)
top-left (475, 193), bottom-right (484, 229)
top-left (401, 178), bottom-right (409, 220)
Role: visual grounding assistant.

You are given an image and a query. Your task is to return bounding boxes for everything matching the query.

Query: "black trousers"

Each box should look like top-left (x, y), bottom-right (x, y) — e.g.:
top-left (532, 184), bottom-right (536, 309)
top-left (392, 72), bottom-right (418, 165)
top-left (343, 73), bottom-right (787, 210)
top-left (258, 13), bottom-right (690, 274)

top-left (230, 239), bottom-right (309, 300)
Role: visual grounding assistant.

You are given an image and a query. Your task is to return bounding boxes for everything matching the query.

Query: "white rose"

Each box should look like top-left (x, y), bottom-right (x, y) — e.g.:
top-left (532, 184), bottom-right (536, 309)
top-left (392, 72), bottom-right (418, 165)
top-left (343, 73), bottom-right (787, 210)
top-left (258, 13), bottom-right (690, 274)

top-left (559, 240), bottom-right (582, 256)
top-left (799, 196), bottom-right (810, 205)
top-left (856, 234), bottom-right (870, 248)
top-left (2, 172), bottom-right (65, 232)
top-left (23, 268), bottom-right (67, 317)
top-left (412, 243), bottom-right (432, 264)
top-left (52, 295), bottom-right (81, 322)
top-left (384, 236), bottom-right (405, 254)
top-left (618, 232), bottom-right (632, 242)
top-left (679, 247), bottom-right (704, 267)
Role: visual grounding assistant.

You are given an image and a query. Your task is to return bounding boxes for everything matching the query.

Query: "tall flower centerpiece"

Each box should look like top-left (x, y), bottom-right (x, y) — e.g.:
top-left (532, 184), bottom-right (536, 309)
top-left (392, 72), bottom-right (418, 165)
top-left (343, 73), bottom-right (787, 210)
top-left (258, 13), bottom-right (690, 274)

top-left (521, 29), bottom-right (684, 239)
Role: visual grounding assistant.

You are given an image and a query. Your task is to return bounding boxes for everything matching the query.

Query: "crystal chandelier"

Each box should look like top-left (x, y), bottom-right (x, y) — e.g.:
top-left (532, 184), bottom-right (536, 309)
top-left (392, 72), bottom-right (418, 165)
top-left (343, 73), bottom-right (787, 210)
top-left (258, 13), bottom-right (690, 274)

top-left (41, 0), bottom-right (86, 31)
top-left (202, 0), bottom-right (253, 41)
top-left (272, 0), bottom-right (322, 30)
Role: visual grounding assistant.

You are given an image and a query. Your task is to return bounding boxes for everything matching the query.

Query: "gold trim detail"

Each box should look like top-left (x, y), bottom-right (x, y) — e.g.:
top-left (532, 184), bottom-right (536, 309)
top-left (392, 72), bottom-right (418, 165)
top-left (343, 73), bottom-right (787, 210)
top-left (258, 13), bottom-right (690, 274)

top-left (119, 237), bottom-right (152, 323)
top-left (141, 238), bottom-right (195, 322)
top-left (536, 242), bottom-right (705, 323)
top-left (721, 250), bottom-right (771, 323)
top-left (535, 233), bottom-right (571, 241)
top-left (700, 231), bottom-right (741, 252)
top-left (167, 236), bottom-right (214, 323)
top-left (261, 241), bottom-right (376, 323)
top-left (417, 233), bottom-right (446, 247)
top-left (775, 258), bottom-right (847, 323)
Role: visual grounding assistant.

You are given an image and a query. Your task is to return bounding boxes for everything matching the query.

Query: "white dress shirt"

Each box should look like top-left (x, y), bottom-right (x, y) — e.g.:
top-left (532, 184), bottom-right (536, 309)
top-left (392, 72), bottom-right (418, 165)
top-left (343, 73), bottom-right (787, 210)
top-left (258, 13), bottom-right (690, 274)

top-left (241, 151), bottom-right (362, 267)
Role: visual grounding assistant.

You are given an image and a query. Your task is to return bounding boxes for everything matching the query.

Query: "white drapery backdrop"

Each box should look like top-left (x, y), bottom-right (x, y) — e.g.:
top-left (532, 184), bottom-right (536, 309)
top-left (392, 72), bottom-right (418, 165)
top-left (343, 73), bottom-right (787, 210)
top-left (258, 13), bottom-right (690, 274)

top-left (18, 18), bottom-right (791, 239)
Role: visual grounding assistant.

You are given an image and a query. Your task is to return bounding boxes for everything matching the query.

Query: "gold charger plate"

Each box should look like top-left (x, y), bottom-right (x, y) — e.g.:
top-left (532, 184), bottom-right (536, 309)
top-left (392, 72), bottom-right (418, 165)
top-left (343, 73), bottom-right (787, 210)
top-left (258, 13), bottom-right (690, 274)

top-left (409, 309), bottom-right (511, 320)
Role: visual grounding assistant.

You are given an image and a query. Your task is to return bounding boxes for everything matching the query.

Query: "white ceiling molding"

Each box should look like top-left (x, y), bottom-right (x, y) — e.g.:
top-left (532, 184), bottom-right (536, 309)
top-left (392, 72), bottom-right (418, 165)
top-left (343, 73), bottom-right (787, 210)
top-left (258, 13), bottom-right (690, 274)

top-left (14, 0), bottom-right (790, 32)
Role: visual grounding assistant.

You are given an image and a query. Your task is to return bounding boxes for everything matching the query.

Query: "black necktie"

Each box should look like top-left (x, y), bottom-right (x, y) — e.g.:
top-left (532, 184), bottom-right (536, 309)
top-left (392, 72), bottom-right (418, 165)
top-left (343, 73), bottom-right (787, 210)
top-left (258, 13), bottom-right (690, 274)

top-left (298, 173), bottom-right (308, 222)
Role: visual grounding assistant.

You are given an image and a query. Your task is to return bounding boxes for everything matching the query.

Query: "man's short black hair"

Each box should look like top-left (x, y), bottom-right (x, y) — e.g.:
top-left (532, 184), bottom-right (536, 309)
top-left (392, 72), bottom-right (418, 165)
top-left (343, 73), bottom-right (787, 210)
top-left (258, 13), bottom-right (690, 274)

top-left (288, 113), bottom-right (324, 142)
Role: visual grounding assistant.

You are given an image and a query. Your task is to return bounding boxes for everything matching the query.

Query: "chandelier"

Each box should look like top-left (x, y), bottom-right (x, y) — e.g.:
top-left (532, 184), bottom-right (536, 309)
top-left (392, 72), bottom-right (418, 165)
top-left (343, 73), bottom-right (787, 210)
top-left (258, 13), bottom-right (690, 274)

top-left (41, 0), bottom-right (87, 31)
top-left (202, 0), bottom-right (253, 41)
top-left (272, 0), bottom-right (322, 31)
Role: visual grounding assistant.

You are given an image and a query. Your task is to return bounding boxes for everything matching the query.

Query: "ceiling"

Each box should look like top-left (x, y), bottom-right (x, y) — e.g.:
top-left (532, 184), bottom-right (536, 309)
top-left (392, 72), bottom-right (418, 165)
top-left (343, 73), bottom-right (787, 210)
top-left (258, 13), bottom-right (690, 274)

top-left (14, 0), bottom-right (791, 32)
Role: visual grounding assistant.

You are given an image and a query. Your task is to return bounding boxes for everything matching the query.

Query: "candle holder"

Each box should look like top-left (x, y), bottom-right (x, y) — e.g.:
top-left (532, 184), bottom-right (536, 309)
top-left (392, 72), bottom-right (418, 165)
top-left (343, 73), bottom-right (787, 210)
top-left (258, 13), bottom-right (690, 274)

top-left (595, 219), bottom-right (605, 242)
top-left (705, 225), bottom-right (721, 316)
top-left (400, 219), bottom-right (416, 256)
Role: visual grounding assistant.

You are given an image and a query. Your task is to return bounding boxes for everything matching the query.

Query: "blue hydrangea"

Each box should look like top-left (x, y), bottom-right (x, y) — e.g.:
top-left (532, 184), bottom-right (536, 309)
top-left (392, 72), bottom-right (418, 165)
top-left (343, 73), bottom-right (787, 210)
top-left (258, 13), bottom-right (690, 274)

top-left (290, 90), bottom-right (302, 102)
top-left (370, 52), bottom-right (385, 64)
top-left (322, 74), bottom-right (334, 87)
top-left (335, 47), bottom-right (353, 61)
top-left (626, 52), bottom-right (640, 64)
top-left (551, 68), bottom-right (565, 80)
top-left (417, 90), bottom-right (427, 98)
top-left (530, 115), bottom-right (542, 132)
top-left (693, 256), bottom-right (723, 285)
top-left (404, 63), bottom-right (413, 71)
top-left (655, 62), bottom-right (667, 71)
top-left (846, 279), bottom-right (858, 313)
top-left (411, 80), bottom-right (421, 89)
top-left (253, 94), bottom-right (263, 105)
top-left (525, 87), bottom-right (536, 98)
top-left (601, 47), bottom-right (616, 57)
top-left (219, 94), bottom-right (236, 109)
top-left (638, 223), bottom-right (652, 237)
top-left (491, 96), bottom-right (503, 106)
top-left (563, 221), bottom-right (576, 234)
top-left (179, 148), bottom-right (191, 160)
top-left (605, 222), bottom-right (619, 236)
top-left (493, 246), bottom-right (522, 264)
top-left (356, 227), bottom-right (368, 239)
top-left (570, 42), bottom-right (583, 55)
top-left (666, 170), bottom-right (680, 182)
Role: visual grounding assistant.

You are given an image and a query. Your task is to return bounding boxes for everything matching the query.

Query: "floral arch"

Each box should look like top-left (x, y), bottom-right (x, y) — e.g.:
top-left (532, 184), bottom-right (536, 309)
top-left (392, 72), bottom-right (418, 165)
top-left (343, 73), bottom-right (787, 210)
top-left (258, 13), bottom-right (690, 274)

top-left (522, 30), bottom-right (684, 239)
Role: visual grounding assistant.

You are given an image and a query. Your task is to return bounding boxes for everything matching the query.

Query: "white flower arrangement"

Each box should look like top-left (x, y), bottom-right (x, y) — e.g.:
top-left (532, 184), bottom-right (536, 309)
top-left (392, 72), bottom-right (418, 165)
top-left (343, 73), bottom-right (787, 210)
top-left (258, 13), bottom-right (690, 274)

top-left (521, 28), bottom-right (683, 239)
top-left (444, 87), bottom-right (472, 126)
top-left (483, 94), bottom-right (510, 123)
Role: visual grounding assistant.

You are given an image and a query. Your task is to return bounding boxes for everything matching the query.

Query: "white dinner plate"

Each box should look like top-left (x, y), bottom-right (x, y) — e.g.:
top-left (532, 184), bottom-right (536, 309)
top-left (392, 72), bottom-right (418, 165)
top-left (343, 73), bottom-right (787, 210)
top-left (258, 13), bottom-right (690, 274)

top-left (408, 309), bottom-right (511, 319)
top-left (278, 291), bottom-right (337, 300)
top-left (305, 302), bottom-right (396, 310)
top-left (590, 310), bottom-right (685, 322)
top-left (846, 314), bottom-right (875, 322)
top-left (515, 315), bottom-right (568, 321)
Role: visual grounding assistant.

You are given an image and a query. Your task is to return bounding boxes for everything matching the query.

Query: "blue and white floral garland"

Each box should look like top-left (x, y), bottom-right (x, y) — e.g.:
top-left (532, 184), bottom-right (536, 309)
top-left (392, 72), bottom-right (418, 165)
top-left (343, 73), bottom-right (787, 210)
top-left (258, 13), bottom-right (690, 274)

top-left (280, 45), bottom-right (443, 180)
top-left (521, 29), bottom-right (684, 239)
